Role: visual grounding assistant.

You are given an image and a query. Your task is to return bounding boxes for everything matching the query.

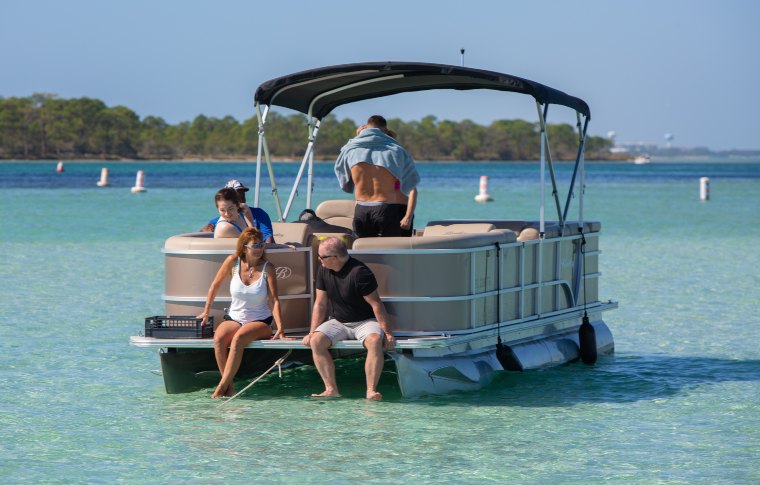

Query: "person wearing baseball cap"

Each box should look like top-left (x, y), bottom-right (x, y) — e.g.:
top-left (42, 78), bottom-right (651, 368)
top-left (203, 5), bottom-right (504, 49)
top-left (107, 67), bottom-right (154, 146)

top-left (200, 179), bottom-right (275, 243)
top-left (224, 179), bottom-right (248, 192)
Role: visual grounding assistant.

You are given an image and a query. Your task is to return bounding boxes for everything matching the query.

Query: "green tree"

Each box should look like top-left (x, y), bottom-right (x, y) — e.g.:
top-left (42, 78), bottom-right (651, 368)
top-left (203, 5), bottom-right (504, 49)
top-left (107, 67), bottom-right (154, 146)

top-left (0, 94), bottom-right (616, 161)
top-left (315, 114), bottom-right (356, 158)
top-left (0, 97), bottom-right (33, 157)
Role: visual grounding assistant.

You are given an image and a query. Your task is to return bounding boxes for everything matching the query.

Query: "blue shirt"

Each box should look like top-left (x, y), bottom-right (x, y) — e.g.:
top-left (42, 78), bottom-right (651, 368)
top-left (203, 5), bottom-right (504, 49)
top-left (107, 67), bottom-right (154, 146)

top-left (209, 207), bottom-right (274, 241)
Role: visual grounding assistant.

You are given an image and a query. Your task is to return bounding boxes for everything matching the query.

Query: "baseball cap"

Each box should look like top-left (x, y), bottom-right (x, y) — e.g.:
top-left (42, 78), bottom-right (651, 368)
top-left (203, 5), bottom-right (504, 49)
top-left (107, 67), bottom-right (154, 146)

top-left (225, 179), bottom-right (249, 192)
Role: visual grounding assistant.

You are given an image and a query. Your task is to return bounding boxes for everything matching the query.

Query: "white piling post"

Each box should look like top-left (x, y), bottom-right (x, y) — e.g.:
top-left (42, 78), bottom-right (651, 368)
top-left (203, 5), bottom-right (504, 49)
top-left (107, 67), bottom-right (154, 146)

top-left (131, 170), bottom-right (147, 193)
top-left (56, 161), bottom-right (64, 173)
top-left (96, 167), bottom-right (110, 187)
top-left (474, 175), bottom-right (494, 203)
top-left (699, 177), bottom-right (710, 201)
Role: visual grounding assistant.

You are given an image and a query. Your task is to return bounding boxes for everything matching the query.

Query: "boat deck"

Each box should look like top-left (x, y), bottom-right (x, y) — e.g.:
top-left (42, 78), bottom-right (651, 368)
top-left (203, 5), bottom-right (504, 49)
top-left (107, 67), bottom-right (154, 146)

top-left (130, 301), bottom-right (618, 351)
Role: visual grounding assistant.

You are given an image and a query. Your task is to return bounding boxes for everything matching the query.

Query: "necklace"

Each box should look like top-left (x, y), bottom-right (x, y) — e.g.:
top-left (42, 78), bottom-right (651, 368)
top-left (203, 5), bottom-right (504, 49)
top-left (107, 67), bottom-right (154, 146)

top-left (247, 261), bottom-right (258, 279)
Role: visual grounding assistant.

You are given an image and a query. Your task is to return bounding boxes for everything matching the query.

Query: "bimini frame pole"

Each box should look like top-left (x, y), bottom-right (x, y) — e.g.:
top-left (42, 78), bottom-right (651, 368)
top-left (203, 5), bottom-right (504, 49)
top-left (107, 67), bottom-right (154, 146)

top-left (536, 102), bottom-right (546, 236)
top-left (536, 104), bottom-right (565, 230)
top-left (562, 113), bottom-right (589, 223)
top-left (282, 118), bottom-right (321, 220)
top-left (254, 103), bottom-right (284, 221)
top-left (535, 102), bottom-right (546, 316)
top-left (254, 104), bottom-right (267, 208)
top-left (306, 118), bottom-right (316, 210)
top-left (578, 119), bottom-right (586, 229)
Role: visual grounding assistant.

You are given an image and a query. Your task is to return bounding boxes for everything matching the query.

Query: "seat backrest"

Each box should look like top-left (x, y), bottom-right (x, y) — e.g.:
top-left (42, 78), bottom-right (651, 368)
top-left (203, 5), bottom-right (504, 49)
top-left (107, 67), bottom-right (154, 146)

top-left (315, 199), bottom-right (355, 230)
top-left (271, 222), bottom-right (313, 246)
top-left (427, 219), bottom-right (527, 233)
top-left (423, 223), bottom-right (496, 236)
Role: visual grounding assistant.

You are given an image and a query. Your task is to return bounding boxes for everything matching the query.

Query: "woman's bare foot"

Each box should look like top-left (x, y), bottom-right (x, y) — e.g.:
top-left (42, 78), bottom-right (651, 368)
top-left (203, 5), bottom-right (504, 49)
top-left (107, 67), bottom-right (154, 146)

top-left (225, 384), bottom-right (235, 397)
top-left (311, 389), bottom-right (341, 398)
top-left (366, 390), bottom-right (383, 401)
top-left (211, 385), bottom-right (227, 398)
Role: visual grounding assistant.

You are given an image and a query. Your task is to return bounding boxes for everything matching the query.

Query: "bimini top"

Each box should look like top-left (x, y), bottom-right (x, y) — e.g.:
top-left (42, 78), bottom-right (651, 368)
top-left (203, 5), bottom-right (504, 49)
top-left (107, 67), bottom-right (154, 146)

top-left (254, 61), bottom-right (590, 120)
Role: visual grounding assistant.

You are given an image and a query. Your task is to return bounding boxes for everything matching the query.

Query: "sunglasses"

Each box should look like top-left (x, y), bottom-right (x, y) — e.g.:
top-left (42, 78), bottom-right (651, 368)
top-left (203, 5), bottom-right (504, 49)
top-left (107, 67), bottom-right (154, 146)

top-left (245, 242), bottom-right (266, 250)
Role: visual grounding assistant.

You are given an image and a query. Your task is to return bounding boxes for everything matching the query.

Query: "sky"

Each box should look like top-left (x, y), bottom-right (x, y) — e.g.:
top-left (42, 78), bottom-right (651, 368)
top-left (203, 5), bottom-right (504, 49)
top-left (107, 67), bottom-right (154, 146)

top-left (1, 0), bottom-right (758, 151)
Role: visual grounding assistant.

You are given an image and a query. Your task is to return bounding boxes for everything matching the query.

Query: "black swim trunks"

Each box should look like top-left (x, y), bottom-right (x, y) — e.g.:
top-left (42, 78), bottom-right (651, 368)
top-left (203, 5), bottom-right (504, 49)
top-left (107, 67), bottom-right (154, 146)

top-left (353, 202), bottom-right (411, 238)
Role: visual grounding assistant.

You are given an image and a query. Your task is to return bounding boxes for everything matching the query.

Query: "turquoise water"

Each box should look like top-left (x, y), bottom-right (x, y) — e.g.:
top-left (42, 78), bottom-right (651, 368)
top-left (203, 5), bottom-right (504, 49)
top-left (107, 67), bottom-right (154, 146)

top-left (1, 160), bottom-right (759, 483)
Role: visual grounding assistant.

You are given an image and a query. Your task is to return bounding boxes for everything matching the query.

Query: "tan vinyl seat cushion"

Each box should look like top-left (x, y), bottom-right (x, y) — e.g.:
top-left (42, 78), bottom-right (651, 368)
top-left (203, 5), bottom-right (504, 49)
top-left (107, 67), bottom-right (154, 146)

top-left (423, 223), bottom-right (496, 236)
top-left (315, 199), bottom-right (355, 230)
top-left (516, 227), bottom-right (540, 241)
top-left (272, 222), bottom-right (313, 246)
top-left (352, 231), bottom-right (512, 250)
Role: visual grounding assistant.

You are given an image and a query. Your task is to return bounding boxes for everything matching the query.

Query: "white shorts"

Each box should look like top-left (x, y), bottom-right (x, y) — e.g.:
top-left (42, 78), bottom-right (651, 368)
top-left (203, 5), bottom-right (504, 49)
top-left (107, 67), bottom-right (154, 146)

top-left (316, 318), bottom-right (383, 344)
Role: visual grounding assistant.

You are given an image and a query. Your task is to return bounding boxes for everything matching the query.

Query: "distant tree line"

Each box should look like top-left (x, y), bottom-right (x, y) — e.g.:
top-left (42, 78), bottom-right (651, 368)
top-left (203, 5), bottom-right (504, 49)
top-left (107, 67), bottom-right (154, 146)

top-left (0, 94), bottom-right (613, 160)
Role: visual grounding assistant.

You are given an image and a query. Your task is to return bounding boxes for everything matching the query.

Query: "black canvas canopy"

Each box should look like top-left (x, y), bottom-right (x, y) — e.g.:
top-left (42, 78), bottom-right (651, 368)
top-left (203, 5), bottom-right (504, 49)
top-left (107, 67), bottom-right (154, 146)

top-left (254, 61), bottom-right (590, 120)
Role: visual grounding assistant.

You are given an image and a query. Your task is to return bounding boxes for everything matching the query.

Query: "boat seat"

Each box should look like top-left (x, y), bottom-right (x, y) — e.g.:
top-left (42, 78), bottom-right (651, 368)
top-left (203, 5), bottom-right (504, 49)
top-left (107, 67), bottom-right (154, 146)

top-left (583, 221), bottom-right (602, 232)
top-left (352, 231), bottom-right (513, 250)
top-left (164, 232), bottom-right (237, 250)
top-left (426, 219), bottom-right (527, 233)
top-left (272, 222), bottom-right (313, 246)
top-left (516, 227), bottom-right (540, 241)
top-left (315, 199), bottom-right (355, 230)
top-left (423, 223), bottom-right (496, 236)
top-left (164, 231), bottom-right (310, 250)
top-left (522, 222), bottom-right (562, 239)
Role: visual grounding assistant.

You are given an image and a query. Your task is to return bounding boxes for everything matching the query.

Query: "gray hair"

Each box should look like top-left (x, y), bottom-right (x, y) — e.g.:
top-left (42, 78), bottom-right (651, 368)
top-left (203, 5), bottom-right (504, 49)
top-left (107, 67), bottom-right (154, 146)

top-left (319, 237), bottom-right (348, 258)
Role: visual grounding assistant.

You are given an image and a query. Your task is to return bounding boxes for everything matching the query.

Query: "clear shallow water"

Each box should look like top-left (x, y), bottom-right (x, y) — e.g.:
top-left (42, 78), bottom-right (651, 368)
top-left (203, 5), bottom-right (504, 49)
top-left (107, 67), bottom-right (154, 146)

top-left (1, 160), bottom-right (759, 483)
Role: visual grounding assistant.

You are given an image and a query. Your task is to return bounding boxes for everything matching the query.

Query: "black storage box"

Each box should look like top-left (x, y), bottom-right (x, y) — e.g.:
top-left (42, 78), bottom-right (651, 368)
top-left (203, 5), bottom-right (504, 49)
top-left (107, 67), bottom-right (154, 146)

top-left (144, 316), bottom-right (214, 338)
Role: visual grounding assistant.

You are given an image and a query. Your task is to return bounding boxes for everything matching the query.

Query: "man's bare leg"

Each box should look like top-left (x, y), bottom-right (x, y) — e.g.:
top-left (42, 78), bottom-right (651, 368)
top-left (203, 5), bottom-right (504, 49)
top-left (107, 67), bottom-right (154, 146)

top-left (364, 333), bottom-right (384, 400)
top-left (310, 333), bottom-right (341, 397)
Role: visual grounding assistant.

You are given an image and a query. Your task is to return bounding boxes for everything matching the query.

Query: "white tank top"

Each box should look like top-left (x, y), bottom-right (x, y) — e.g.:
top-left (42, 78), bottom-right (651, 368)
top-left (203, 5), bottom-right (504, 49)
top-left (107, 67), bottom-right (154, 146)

top-left (227, 259), bottom-right (272, 324)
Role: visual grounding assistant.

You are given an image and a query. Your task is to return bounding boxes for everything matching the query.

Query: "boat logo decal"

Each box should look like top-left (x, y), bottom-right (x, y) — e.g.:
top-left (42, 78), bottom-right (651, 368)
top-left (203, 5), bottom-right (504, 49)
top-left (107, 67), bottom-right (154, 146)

top-left (275, 266), bottom-right (292, 279)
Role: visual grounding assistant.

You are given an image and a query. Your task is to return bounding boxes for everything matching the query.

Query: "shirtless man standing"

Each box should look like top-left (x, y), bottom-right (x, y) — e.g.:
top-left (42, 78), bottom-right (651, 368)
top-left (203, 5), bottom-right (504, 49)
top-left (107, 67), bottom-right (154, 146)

top-left (334, 115), bottom-right (420, 238)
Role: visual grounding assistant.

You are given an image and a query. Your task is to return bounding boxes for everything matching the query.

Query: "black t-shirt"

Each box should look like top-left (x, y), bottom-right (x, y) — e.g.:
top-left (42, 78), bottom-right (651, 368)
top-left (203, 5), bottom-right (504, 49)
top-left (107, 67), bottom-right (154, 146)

top-left (316, 257), bottom-right (378, 323)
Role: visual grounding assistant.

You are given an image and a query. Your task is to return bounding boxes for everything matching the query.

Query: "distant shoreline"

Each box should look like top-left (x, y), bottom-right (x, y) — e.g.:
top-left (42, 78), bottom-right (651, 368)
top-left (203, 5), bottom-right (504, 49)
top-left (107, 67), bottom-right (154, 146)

top-left (3, 156), bottom-right (758, 164)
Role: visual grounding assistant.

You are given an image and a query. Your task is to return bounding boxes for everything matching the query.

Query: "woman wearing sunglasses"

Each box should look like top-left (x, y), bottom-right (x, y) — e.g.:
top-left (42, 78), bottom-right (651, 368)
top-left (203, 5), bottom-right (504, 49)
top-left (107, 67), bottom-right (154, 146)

top-left (197, 227), bottom-right (285, 398)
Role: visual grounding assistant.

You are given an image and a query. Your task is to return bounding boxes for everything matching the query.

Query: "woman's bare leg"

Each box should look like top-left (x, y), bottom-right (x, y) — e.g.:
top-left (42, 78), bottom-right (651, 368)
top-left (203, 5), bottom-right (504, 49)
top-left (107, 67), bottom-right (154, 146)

top-left (213, 320), bottom-right (242, 376)
top-left (213, 321), bottom-right (272, 398)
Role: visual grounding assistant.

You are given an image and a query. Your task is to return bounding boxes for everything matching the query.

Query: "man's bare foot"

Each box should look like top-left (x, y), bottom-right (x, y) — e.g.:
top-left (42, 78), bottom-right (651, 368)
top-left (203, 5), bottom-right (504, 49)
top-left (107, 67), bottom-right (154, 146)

top-left (366, 390), bottom-right (382, 401)
top-left (311, 389), bottom-right (341, 398)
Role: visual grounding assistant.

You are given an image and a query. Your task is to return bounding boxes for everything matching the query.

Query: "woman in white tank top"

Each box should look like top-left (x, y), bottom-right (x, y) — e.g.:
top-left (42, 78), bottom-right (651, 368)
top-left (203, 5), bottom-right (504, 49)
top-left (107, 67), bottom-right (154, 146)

top-left (198, 227), bottom-right (285, 398)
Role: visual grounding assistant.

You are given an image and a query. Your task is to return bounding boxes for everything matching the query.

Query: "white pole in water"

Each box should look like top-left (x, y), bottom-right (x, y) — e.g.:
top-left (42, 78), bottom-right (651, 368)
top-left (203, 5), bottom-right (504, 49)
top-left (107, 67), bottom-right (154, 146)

top-left (96, 167), bottom-right (110, 187)
top-left (56, 161), bottom-right (64, 173)
top-left (131, 170), bottom-right (147, 193)
top-left (474, 175), bottom-right (494, 203)
top-left (700, 177), bottom-right (710, 201)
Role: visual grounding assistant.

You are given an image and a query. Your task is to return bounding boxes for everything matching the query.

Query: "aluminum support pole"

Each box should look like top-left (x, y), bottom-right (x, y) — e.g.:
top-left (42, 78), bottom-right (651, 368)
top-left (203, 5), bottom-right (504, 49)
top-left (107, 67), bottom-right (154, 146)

top-left (254, 103), bottom-right (268, 208)
top-left (579, 119), bottom-right (586, 228)
top-left (255, 104), bottom-right (284, 221)
top-left (535, 102), bottom-right (545, 316)
top-left (536, 102), bottom-right (546, 236)
top-left (538, 105), bottom-right (564, 229)
top-left (563, 114), bottom-right (589, 222)
top-left (282, 120), bottom-right (321, 220)
top-left (306, 118), bottom-right (315, 209)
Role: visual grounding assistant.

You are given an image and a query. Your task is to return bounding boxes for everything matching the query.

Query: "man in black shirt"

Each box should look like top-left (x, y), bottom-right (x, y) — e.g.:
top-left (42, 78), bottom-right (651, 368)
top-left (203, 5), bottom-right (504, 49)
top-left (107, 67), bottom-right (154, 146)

top-left (302, 237), bottom-right (395, 400)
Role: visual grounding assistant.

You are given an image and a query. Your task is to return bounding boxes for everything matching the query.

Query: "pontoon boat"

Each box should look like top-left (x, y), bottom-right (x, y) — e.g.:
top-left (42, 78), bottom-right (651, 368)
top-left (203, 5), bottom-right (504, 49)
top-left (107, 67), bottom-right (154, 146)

top-left (130, 62), bottom-right (618, 396)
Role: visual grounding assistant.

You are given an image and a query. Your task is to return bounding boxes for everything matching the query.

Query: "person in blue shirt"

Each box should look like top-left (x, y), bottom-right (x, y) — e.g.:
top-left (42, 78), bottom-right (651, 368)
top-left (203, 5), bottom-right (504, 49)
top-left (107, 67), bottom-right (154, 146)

top-left (200, 180), bottom-right (275, 243)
